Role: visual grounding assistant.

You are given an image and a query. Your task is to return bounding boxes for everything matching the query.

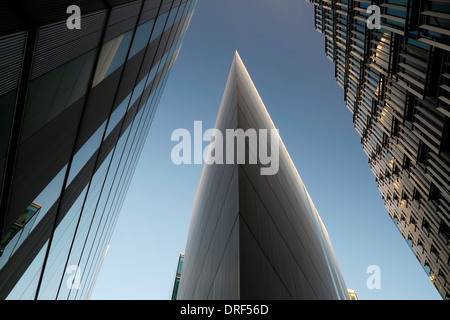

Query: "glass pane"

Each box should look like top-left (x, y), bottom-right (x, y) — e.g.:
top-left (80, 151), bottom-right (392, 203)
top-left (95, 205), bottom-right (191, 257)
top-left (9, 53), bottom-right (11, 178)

top-left (0, 203), bottom-right (41, 265)
top-left (36, 185), bottom-right (89, 299)
top-left (29, 165), bottom-right (68, 232)
top-left (92, 30), bottom-right (133, 87)
top-left (128, 19), bottom-right (155, 59)
top-left (6, 240), bottom-right (49, 300)
top-left (174, 2), bottom-right (188, 25)
top-left (129, 76), bottom-right (147, 108)
top-left (21, 50), bottom-right (97, 143)
top-left (103, 93), bottom-right (131, 140)
top-left (57, 151), bottom-right (113, 300)
top-left (66, 120), bottom-right (107, 187)
top-left (69, 128), bottom-right (130, 299)
top-left (0, 165), bottom-right (68, 270)
top-left (150, 11), bottom-right (169, 42)
top-left (164, 5), bottom-right (180, 32)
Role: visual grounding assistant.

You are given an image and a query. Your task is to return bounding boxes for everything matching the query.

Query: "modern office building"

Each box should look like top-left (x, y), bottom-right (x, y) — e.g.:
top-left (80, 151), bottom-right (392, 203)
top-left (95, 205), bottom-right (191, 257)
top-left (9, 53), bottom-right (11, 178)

top-left (171, 253), bottom-right (184, 300)
top-left (0, 0), bottom-right (197, 299)
top-left (305, 0), bottom-right (450, 299)
top-left (177, 51), bottom-right (349, 300)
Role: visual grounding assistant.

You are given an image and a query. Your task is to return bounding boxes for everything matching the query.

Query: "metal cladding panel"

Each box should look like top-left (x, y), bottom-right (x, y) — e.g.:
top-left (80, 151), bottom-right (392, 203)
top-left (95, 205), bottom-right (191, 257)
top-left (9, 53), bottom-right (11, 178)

top-left (0, 2), bottom-right (24, 37)
top-left (0, 32), bottom-right (26, 96)
top-left (31, 11), bottom-right (106, 80)
top-left (139, 0), bottom-right (162, 24)
top-left (103, 1), bottom-right (142, 42)
top-left (178, 52), bottom-right (349, 300)
top-left (19, 0), bottom-right (106, 26)
top-left (5, 98), bottom-right (85, 232)
top-left (108, 1), bottom-right (142, 25)
top-left (160, 0), bottom-right (174, 14)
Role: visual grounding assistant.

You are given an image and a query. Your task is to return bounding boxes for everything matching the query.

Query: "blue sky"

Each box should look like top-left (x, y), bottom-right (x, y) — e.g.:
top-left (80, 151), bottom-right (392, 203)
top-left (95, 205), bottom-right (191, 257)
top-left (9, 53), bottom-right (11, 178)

top-left (91, 0), bottom-right (442, 300)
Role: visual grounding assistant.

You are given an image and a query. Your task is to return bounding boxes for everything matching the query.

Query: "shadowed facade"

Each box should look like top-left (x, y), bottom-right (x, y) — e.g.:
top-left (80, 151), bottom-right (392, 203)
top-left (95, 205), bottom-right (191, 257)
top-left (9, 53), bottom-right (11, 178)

top-left (0, 0), bottom-right (197, 299)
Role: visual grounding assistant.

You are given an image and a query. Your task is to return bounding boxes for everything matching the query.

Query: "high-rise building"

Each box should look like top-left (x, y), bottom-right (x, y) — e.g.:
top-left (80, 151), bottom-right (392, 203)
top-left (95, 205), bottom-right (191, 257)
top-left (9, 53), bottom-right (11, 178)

top-left (305, 0), bottom-right (450, 299)
top-left (177, 51), bottom-right (349, 300)
top-left (171, 253), bottom-right (184, 300)
top-left (0, 0), bottom-right (197, 299)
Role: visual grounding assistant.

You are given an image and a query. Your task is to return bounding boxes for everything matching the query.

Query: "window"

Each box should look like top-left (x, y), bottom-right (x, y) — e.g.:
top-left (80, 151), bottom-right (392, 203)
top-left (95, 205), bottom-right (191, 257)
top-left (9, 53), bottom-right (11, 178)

top-left (129, 76), bottom-right (147, 108)
top-left (66, 120), bottom-right (107, 186)
top-left (164, 5), bottom-right (180, 32)
top-left (150, 11), bottom-right (169, 42)
top-left (104, 93), bottom-right (131, 140)
top-left (0, 203), bottom-right (41, 259)
top-left (430, 244), bottom-right (439, 259)
top-left (406, 237), bottom-right (413, 247)
top-left (0, 165), bottom-right (68, 270)
top-left (429, 183), bottom-right (440, 201)
top-left (422, 218), bottom-right (431, 235)
top-left (424, 263), bottom-right (431, 275)
top-left (441, 117), bottom-right (450, 158)
top-left (439, 220), bottom-right (450, 243)
top-left (128, 19), bottom-right (155, 59)
top-left (21, 50), bottom-right (97, 143)
top-left (92, 31), bottom-right (133, 87)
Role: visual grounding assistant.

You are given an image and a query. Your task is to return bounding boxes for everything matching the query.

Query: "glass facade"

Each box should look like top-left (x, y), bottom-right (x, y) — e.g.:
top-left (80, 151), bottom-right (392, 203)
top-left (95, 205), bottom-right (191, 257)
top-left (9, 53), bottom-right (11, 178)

top-left (0, 0), bottom-right (197, 300)
top-left (171, 253), bottom-right (184, 300)
top-left (177, 52), bottom-right (349, 300)
top-left (306, 0), bottom-right (450, 299)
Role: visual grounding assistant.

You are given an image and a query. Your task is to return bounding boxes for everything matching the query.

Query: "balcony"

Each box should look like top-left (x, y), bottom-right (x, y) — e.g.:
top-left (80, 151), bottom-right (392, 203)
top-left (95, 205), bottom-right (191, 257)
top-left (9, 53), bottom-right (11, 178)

top-left (399, 126), bottom-right (421, 163)
top-left (418, 7), bottom-right (450, 52)
top-left (412, 99), bottom-right (445, 154)
top-left (396, 43), bottom-right (429, 99)
top-left (427, 152), bottom-right (450, 196)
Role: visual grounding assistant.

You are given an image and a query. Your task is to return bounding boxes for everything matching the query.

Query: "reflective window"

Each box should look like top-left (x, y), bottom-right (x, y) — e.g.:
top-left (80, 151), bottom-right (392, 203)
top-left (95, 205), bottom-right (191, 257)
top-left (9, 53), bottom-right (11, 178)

top-left (70, 127), bottom-right (130, 299)
top-left (0, 203), bottom-right (41, 266)
top-left (177, 255), bottom-right (184, 275)
top-left (66, 120), bottom-right (107, 187)
top-left (6, 240), bottom-right (49, 300)
top-left (145, 63), bottom-right (159, 90)
top-left (424, 264), bottom-right (431, 275)
top-left (164, 5), bottom-right (180, 32)
top-left (406, 238), bottom-right (413, 247)
top-left (102, 38), bottom-right (179, 142)
top-left (150, 11), bottom-right (169, 42)
top-left (0, 165), bottom-right (68, 270)
top-left (29, 165), bottom-right (68, 232)
top-left (92, 31), bottom-right (133, 87)
top-left (104, 93), bottom-right (131, 140)
top-left (21, 50), bottom-right (97, 143)
top-left (57, 151), bottom-right (113, 299)
top-left (128, 19), bottom-right (155, 59)
top-left (36, 185), bottom-right (89, 299)
top-left (129, 76), bottom-right (147, 108)
top-left (74, 100), bottom-right (152, 299)
top-left (174, 2), bottom-right (188, 25)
